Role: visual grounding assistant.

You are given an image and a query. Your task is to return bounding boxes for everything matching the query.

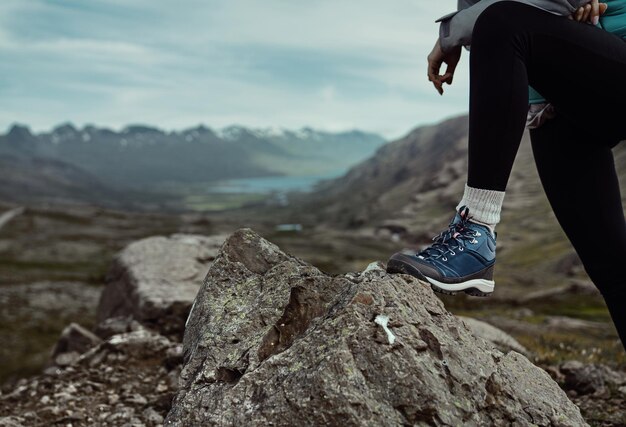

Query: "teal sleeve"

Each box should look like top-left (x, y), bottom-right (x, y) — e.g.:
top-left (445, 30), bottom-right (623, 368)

top-left (599, 0), bottom-right (626, 38)
top-left (528, 85), bottom-right (547, 105)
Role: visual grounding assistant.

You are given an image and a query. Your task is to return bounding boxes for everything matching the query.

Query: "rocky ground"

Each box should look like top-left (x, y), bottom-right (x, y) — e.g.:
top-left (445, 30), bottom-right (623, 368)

top-left (0, 229), bottom-right (624, 426)
top-left (0, 282), bottom-right (101, 382)
top-left (0, 230), bottom-right (225, 426)
top-left (0, 201), bottom-right (400, 383)
top-left (0, 325), bottom-right (180, 427)
top-left (0, 200), bottom-right (221, 383)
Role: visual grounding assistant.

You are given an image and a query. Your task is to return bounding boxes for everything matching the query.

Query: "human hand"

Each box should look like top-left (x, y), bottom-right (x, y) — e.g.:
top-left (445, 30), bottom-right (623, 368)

top-left (568, 0), bottom-right (608, 25)
top-left (427, 38), bottom-right (462, 95)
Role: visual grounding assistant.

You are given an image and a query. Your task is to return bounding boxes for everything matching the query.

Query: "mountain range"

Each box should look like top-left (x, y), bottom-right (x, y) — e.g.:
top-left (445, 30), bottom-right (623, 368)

top-left (0, 123), bottom-right (385, 208)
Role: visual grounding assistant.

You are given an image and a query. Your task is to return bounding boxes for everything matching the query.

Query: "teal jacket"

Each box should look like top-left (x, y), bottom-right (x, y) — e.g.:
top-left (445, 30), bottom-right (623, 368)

top-left (530, 0), bottom-right (626, 104)
top-left (602, 0), bottom-right (626, 36)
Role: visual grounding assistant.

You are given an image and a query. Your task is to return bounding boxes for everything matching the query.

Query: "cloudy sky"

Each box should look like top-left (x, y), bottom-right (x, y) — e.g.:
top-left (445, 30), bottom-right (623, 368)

top-left (0, 0), bottom-right (470, 139)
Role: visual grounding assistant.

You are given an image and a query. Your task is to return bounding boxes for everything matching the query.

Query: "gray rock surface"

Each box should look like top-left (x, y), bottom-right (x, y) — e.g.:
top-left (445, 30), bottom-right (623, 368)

top-left (49, 322), bottom-right (102, 367)
top-left (555, 361), bottom-right (626, 425)
top-left (98, 233), bottom-right (227, 336)
top-left (94, 315), bottom-right (145, 339)
top-left (559, 360), bottom-right (626, 396)
top-left (166, 228), bottom-right (587, 426)
top-left (457, 315), bottom-right (530, 356)
top-left (518, 280), bottom-right (600, 305)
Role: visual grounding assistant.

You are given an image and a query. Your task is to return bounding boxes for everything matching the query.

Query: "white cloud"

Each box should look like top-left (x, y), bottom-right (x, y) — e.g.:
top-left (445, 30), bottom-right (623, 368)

top-left (320, 85), bottom-right (336, 102)
top-left (0, 0), bottom-right (469, 138)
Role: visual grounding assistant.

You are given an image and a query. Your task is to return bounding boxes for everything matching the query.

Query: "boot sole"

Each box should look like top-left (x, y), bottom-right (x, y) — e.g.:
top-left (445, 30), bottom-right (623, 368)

top-left (386, 257), bottom-right (494, 297)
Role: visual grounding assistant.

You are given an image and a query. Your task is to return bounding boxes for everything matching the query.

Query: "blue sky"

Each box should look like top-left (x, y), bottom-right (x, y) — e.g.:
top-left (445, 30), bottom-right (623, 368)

top-left (0, 0), bottom-right (470, 139)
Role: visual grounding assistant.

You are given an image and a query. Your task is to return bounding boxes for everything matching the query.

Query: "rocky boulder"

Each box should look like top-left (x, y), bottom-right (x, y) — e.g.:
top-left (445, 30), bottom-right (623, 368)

top-left (559, 361), bottom-right (626, 396)
top-left (553, 361), bottom-right (626, 426)
top-left (97, 233), bottom-right (227, 337)
top-left (166, 228), bottom-right (587, 426)
top-left (456, 316), bottom-right (529, 357)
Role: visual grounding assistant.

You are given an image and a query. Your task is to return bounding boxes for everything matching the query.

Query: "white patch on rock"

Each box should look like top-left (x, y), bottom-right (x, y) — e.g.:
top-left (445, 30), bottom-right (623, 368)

top-left (374, 314), bottom-right (396, 345)
top-left (185, 299), bottom-right (197, 328)
top-left (363, 261), bottom-right (386, 277)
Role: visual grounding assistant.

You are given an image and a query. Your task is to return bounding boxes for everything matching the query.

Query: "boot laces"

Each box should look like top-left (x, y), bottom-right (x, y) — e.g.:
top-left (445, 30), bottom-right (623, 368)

top-left (417, 209), bottom-right (478, 260)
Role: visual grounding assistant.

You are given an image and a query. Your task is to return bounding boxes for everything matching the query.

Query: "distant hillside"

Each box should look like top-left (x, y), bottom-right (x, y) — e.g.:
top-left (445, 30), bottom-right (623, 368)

top-left (247, 127), bottom-right (387, 176)
top-left (0, 154), bottom-right (120, 207)
top-left (0, 124), bottom-right (385, 193)
top-left (289, 114), bottom-right (626, 230)
top-left (0, 152), bottom-right (181, 210)
top-left (285, 114), bottom-right (472, 230)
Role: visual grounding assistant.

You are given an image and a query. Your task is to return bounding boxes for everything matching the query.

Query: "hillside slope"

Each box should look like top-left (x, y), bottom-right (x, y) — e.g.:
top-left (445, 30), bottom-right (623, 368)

top-left (0, 154), bottom-right (128, 208)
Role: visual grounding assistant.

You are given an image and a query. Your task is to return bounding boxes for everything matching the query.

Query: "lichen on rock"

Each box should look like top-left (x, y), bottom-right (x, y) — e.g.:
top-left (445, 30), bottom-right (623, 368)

top-left (166, 228), bottom-right (588, 426)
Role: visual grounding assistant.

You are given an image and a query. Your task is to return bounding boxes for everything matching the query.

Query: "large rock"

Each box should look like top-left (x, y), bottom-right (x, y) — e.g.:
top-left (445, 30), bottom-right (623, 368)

top-left (166, 228), bottom-right (587, 426)
top-left (559, 360), bottom-right (626, 396)
top-left (555, 361), bottom-right (626, 426)
top-left (456, 316), bottom-right (529, 357)
top-left (97, 233), bottom-right (227, 336)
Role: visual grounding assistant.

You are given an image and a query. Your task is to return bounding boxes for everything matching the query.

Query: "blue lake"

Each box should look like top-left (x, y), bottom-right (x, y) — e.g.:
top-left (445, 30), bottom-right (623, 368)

top-left (207, 170), bottom-right (345, 194)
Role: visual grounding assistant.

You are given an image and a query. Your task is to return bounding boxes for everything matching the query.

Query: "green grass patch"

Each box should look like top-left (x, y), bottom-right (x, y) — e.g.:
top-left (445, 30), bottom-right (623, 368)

top-left (502, 238), bottom-right (571, 269)
top-left (0, 259), bottom-right (109, 285)
top-left (517, 331), bottom-right (626, 369)
top-left (183, 193), bottom-right (268, 211)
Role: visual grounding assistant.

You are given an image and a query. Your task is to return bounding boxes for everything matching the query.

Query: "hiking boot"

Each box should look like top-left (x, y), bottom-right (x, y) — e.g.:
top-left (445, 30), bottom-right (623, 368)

top-left (386, 205), bottom-right (496, 296)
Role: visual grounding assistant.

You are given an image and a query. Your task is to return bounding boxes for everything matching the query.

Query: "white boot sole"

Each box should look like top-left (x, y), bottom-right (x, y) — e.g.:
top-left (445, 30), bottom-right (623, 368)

top-left (424, 276), bottom-right (495, 294)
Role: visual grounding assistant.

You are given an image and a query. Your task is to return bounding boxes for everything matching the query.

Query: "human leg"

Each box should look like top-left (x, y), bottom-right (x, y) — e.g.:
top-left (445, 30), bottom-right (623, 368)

top-left (468, 0), bottom-right (626, 190)
top-left (462, 0), bottom-right (626, 225)
top-left (388, 1), bottom-right (626, 295)
top-left (530, 114), bottom-right (625, 350)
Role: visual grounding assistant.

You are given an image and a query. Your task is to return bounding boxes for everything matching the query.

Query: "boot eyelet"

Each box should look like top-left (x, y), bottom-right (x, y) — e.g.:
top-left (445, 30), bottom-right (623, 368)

top-left (449, 251), bottom-right (455, 256)
top-left (459, 247), bottom-right (464, 251)
top-left (442, 257), bottom-right (447, 261)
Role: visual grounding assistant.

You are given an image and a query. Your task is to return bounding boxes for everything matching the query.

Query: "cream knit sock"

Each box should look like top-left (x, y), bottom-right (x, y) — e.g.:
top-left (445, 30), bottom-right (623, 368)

top-left (455, 183), bottom-right (505, 234)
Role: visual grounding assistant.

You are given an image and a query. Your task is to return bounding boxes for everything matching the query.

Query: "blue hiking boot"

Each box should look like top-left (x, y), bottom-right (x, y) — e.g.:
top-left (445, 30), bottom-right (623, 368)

top-left (386, 205), bottom-right (496, 296)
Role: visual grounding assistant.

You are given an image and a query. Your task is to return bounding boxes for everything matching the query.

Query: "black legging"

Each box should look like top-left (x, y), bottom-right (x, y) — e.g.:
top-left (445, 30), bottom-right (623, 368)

top-left (466, 1), bottom-right (626, 349)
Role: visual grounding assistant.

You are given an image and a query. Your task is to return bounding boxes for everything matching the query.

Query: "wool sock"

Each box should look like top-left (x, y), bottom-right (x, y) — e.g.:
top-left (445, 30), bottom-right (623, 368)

top-left (455, 183), bottom-right (505, 236)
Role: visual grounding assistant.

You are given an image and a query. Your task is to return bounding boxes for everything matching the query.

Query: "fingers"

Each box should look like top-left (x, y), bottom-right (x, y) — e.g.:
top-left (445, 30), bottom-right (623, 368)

top-left (428, 60), bottom-right (443, 95)
top-left (427, 40), bottom-right (462, 95)
top-left (429, 69), bottom-right (444, 95)
top-left (442, 62), bottom-right (457, 85)
top-left (575, 5), bottom-right (585, 21)
top-left (572, 1), bottom-right (605, 24)
top-left (590, 0), bottom-right (600, 25)
top-left (441, 73), bottom-right (453, 86)
top-left (427, 40), bottom-right (445, 95)
top-left (600, 2), bottom-right (608, 15)
top-left (582, 3), bottom-right (592, 22)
